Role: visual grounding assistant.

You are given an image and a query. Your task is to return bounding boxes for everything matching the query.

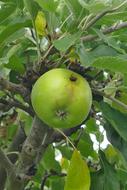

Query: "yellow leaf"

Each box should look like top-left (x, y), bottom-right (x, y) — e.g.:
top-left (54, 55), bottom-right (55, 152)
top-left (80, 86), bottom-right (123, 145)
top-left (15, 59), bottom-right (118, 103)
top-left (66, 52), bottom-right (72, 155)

top-left (60, 157), bottom-right (70, 172)
top-left (68, 48), bottom-right (79, 62)
top-left (35, 11), bottom-right (46, 36)
top-left (64, 149), bottom-right (90, 190)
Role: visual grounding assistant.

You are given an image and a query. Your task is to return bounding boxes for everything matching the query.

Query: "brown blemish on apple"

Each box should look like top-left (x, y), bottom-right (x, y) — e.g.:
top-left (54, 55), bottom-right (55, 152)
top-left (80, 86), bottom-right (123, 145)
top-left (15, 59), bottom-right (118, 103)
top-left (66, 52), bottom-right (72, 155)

top-left (70, 75), bottom-right (77, 82)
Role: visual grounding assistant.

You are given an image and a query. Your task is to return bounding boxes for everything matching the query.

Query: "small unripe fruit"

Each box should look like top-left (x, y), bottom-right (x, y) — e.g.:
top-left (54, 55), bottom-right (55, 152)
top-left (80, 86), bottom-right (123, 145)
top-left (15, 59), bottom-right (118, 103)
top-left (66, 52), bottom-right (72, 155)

top-left (31, 68), bottom-right (92, 128)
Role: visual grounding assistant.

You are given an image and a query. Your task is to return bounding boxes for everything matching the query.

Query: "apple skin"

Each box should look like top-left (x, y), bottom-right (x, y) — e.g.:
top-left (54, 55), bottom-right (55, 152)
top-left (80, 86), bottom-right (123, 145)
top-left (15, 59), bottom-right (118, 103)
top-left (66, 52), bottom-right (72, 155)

top-left (31, 68), bottom-right (92, 128)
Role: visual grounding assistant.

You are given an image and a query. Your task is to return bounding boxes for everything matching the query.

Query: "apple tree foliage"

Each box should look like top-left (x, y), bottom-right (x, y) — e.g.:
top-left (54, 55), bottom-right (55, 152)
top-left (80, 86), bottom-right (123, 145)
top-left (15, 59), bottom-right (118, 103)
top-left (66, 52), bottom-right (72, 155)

top-left (0, 0), bottom-right (127, 189)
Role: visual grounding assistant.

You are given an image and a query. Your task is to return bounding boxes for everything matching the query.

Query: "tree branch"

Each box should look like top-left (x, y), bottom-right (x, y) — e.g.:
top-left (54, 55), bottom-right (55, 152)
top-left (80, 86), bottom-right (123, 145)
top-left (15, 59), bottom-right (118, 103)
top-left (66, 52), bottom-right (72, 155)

top-left (0, 77), bottom-right (30, 103)
top-left (81, 21), bottom-right (127, 42)
top-left (8, 117), bottom-right (83, 189)
top-left (85, 1), bottom-right (127, 30)
top-left (0, 125), bottom-right (27, 190)
top-left (18, 117), bottom-right (53, 172)
top-left (8, 124), bottom-right (27, 161)
top-left (0, 148), bottom-right (14, 175)
top-left (93, 88), bottom-right (127, 111)
top-left (6, 116), bottom-right (54, 190)
top-left (0, 98), bottom-right (34, 117)
top-left (0, 115), bottom-right (83, 190)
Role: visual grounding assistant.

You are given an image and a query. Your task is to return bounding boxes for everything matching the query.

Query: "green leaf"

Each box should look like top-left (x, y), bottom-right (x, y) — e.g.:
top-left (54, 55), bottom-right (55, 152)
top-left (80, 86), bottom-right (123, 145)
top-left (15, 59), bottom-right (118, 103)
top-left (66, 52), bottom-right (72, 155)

top-left (42, 145), bottom-right (61, 172)
top-left (98, 11), bottom-right (127, 25)
top-left (0, 0), bottom-right (18, 2)
top-left (90, 170), bottom-right (104, 190)
top-left (112, 91), bottom-right (127, 114)
top-left (51, 178), bottom-right (65, 190)
top-left (65, 0), bottom-right (84, 18)
top-left (86, 118), bottom-right (104, 144)
top-left (64, 149), bottom-right (90, 190)
top-left (105, 144), bottom-right (117, 161)
top-left (91, 151), bottom-right (120, 190)
top-left (53, 32), bottom-right (82, 52)
top-left (9, 70), bottom-right (20, 84)
top-left (92, 56), bottom-right (127, 74)
top-left (124, 74), bottom-right (127, 86)
top-left (92, 44), bottom-right (118, 57)
top-left (16, 0), bottom-right (24, 10)
top-left (100, 102), bottom-right (127, 142)
top-left (7, 124), bottom-right (18, 140)
top-left (35, 0), bottom-right (58, 12)
top-left (77, 44), bottom-right (119, 67)
top-left (77, 139), bottom-right (96, 159)
top-left (5, 55), bottom-right (25, 74)
top-left (24, 0), bottom-right (39, 20)
top-left (86, 118), bottom-right (99, 134)
top-left (79, 1), bottom-right (109, 14)
top-left (0, 2), bottom-right (16, 24)
top-left (6, 44), bottom-right (22, 58)
top-left (117, 168), bottom-right (127, 185)
top-left (77, 131), bottom-right (97, 159)
top-left (45, 11), bottom-right (59, 34)
top-left (105, 145), bottom-right (122, 165)
top-left (103, 121), bottom-right (127, 164)
top-left (93, 28), bottom-right (125, 54)
top-left (101, 151), bottom-right (120, 190)
top-left (0, 19), bottom-right (31, 46)
top-left (0, 28), bottom-right (26, 56)
top-left (58, 146), bottom-right (72, 160)
top-left (76, 44), bottom-right (94, 66)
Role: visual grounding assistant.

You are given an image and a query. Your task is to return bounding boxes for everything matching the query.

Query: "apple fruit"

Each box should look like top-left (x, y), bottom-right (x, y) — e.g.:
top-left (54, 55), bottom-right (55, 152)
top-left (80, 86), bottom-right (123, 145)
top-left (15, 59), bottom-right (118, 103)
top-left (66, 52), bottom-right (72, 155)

top-left (31, 68), bottom-right (92, 128)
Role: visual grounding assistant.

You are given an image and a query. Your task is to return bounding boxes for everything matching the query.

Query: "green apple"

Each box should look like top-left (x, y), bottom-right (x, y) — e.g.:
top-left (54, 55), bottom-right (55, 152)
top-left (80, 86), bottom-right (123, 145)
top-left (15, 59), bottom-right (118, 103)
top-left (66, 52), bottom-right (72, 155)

top-left (31, 68), bottom-right (92, 128)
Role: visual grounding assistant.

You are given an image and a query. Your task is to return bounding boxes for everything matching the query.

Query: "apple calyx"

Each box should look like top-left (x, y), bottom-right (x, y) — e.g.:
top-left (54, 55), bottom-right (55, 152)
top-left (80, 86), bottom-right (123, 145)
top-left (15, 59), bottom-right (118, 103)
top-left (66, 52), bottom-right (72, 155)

top-left (55, 109), bottom-right (67, 120)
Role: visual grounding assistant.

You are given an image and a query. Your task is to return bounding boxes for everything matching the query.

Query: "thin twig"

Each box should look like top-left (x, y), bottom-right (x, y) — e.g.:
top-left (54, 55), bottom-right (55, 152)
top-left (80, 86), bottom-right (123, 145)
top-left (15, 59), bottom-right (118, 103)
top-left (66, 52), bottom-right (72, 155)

top-left (93, 89), bottom-right (127, 110)
top-left (56, 128), bottom-right (76, 150)
top-left (85, 0), bottom-right (127, 30)
top-left (41, 44), bottom-right (53, 61)
top-left (41, 171), bottom-right (66, 190)
top-left (81, 21), bottom-right (127, 42)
